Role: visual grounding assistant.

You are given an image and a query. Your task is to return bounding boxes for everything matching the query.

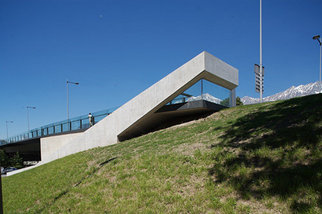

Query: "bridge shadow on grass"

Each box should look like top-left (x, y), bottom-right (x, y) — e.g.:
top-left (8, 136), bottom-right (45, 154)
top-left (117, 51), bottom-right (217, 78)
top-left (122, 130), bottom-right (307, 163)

top-left (209, 94), bottom-right (322, 212)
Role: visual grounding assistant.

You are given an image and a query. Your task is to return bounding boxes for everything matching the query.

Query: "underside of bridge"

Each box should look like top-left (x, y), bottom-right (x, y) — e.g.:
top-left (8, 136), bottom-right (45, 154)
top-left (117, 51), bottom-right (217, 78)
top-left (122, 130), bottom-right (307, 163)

top-left (0, 138), bottom-right (41, 161)
top-left (118, 99), bottom-right (226, 141)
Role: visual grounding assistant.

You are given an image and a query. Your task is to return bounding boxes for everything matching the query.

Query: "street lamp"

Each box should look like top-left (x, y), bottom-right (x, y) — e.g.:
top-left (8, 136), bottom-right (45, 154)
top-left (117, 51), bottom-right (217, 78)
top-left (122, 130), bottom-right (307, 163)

top-left (5, 121), bottom-right (13, 139)
top-left (26, 106), bottom-right (36, 132)
top-left (66, 80), bottom-right (79, 122)
top-left (313, 35), bottom-right (321, 82)
top-left (259, 0), bottom-right (263, 103)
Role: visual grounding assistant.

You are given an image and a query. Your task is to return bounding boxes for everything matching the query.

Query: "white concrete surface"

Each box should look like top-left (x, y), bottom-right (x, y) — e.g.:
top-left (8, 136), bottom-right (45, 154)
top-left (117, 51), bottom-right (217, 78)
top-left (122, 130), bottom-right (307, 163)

top-left (40, 132), bottom-right (83, 163)
top-left (6, 163), bottom-right (43, 176)
top-left (230, 88), bottom-right (236, 107)
top-left (41, 51), bottom-right (239, 163)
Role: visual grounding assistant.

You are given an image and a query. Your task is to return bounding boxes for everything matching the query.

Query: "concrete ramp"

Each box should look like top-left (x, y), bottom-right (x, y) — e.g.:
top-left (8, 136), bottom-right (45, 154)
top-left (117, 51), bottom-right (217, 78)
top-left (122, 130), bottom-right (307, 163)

top-left (41, 51), bottom-right (238, 163)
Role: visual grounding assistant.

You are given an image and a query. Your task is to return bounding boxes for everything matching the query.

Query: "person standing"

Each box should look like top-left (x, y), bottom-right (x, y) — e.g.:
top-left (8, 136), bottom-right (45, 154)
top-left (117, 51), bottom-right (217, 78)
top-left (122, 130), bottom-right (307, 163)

top-left (88, 113), bottom-right (94, 127)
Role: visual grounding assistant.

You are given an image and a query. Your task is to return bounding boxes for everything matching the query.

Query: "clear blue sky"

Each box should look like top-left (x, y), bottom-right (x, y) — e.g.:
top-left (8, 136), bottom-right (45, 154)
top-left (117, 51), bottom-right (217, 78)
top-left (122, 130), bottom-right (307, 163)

top-left (1, 0), bottom-right (321, 139)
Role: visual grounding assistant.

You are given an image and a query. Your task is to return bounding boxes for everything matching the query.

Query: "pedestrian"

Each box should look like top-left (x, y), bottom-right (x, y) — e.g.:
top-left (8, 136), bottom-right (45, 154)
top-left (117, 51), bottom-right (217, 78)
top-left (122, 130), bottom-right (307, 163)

top-left (88, 113), bottom-right (94, 127)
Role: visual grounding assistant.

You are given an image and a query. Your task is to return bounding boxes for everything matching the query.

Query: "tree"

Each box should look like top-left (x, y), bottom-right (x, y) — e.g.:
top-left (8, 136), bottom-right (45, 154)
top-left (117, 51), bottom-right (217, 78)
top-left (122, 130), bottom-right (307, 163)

top-left (0, 150), bottom-right (24, 169)
top-left (220, 96), bottom-right (243, 107)
top-left (10, 152), bottom-right (23, 168)
top-left (0, 150), bottom-right (9, 168)
top-left (236, 96), bottom-right (243, 106)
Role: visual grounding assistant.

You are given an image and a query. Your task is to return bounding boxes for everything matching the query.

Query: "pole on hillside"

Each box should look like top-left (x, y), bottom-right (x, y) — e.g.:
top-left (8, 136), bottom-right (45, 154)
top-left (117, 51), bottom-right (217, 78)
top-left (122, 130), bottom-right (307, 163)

top-left (0, 171), bottom-right (3, 214)
top-left (259, 0), bottom-right (263, 103)
top-left (66, 80), bottom-right (80, 130)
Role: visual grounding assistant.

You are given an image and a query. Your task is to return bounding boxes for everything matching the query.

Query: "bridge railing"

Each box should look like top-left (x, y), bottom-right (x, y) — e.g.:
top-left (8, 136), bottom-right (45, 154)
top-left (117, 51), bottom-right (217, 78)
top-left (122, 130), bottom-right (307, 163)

top-left (5, 107), bottom-right (117, 144)
top-left (4, 93), bottom-right (228, 145)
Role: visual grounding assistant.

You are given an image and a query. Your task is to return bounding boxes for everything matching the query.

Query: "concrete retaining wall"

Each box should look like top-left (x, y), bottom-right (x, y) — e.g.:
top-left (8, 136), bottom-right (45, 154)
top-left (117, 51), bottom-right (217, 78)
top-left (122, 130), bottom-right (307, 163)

top-left (40, 132), bottom-right (83, 163)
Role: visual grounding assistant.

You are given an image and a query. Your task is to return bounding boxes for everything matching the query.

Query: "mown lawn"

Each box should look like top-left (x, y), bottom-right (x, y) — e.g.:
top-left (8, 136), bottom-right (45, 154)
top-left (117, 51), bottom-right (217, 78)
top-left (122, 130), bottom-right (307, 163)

top-left (3, 94), bottom-right (322, 213)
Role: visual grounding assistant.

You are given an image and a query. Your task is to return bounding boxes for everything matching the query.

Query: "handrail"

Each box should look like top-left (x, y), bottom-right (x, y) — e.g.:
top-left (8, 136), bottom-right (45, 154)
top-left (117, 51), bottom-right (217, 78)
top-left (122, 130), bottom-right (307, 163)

top-left (2, 93), bottom-right (227, 145)
top-left (3, 107), bottom-right (118, 145)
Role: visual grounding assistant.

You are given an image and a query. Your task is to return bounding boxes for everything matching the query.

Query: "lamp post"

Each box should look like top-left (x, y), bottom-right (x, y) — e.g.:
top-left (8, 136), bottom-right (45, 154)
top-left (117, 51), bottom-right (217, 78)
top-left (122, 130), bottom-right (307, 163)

top-left (5, 121), bottom-right (13, 139)
top-left (313, 35), bottom-right (321, 82)
top-left (66, 80), bottom-right (79, 122)
top-left (259, 0), bottom-right (263, 103)
top-left (26, 106), bottom-right (36, 132)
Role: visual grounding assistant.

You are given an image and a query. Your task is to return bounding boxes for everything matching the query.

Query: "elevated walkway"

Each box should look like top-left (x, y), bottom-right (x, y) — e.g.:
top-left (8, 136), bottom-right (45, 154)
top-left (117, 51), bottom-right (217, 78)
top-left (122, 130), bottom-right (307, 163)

top-left (40, 51), bottom-right (238, 163)
top-left (1, 51), bottom-right (238, 167)
top-left (1, 98), bottom-right (225, 162)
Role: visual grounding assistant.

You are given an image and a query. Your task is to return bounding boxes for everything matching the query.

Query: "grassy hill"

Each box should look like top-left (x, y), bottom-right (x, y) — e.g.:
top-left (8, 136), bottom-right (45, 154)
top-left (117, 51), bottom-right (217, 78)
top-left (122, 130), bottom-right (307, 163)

top-left (3, 94), bottom-right (322, 213)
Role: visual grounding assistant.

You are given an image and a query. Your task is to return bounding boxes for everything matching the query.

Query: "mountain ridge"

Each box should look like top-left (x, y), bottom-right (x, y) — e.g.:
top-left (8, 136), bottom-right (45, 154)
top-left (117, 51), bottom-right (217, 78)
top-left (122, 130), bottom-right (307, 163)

top-left (242, 81), bottom-right (322, 104)
top-left (187, 93), bottom-right (222, 104)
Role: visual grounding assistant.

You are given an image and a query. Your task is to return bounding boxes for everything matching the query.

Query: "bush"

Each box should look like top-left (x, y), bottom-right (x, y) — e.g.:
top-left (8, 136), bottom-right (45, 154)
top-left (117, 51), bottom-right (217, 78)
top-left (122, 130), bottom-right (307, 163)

top-left (0, 150), bottom-right (23, 169)
top-left (0, 150), bottom-right (9, 168)
top-left (10, 152), bottom-right (23, 169)
top-left (220, 96), bottom-right (243, 106)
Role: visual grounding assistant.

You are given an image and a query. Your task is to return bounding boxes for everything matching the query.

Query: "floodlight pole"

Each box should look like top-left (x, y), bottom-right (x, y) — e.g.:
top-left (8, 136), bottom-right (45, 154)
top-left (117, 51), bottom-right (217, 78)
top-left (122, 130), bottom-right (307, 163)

top-left (259, 0), bottom-right (263, 103)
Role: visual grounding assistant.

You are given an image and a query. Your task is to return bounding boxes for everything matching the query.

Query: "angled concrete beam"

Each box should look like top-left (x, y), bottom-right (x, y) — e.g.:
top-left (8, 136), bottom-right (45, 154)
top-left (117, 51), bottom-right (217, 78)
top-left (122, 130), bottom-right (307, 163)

top-left (41, 51), bottom-right (238, 163)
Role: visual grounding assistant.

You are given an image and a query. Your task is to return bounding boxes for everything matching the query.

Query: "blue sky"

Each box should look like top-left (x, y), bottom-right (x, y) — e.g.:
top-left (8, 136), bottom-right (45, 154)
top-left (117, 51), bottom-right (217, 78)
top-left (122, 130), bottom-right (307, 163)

top-left (0, 0), bottom-right (321, 139)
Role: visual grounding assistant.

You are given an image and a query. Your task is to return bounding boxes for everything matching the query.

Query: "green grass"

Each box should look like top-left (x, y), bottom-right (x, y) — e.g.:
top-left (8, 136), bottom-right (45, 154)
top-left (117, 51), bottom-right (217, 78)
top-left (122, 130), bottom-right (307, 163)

top-left (3, 94), bottom-right (322, 213)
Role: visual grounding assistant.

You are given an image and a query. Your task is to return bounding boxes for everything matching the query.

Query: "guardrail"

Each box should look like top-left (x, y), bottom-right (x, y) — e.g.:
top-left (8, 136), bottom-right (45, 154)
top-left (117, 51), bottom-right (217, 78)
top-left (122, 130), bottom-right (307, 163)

top-left (4, 107), bottom-right (117, 145)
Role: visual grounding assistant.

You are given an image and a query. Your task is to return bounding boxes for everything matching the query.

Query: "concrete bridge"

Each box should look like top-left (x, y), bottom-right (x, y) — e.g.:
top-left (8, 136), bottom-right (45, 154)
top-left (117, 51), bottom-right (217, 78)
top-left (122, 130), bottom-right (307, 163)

top-left (0, 99), bottom-right (226, 162)
top-left (1, 51), bottom-right (238, 166)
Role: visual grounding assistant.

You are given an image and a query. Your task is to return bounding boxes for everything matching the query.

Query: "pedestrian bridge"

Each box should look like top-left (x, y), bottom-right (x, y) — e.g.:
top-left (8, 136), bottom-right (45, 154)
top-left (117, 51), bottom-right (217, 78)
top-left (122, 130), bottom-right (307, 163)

top-left (0, 96), bottom-right (227, 161)
top-left (1, 51), bottom-right (238, 164)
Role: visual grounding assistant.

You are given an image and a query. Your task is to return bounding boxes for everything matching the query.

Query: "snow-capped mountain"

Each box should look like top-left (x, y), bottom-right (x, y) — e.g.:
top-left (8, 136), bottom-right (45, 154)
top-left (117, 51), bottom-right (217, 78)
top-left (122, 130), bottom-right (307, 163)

top-left (187, 93), bottom-right (222, 104)
top-left (241, 81), bottom-right (322, 105)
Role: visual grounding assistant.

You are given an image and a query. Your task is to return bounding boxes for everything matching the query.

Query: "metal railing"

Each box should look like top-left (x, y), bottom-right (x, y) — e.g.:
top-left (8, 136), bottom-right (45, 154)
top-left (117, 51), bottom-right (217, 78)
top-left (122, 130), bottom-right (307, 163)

top-left (4, 107), bottom-right (117, 145)
top-left (3, 93), bottom-right (229, 145)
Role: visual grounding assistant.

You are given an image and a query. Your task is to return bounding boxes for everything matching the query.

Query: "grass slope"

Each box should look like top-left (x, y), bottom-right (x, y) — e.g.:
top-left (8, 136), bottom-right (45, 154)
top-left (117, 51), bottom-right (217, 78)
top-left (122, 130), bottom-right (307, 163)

top-left (3, 94), bottom-right (322, 213)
